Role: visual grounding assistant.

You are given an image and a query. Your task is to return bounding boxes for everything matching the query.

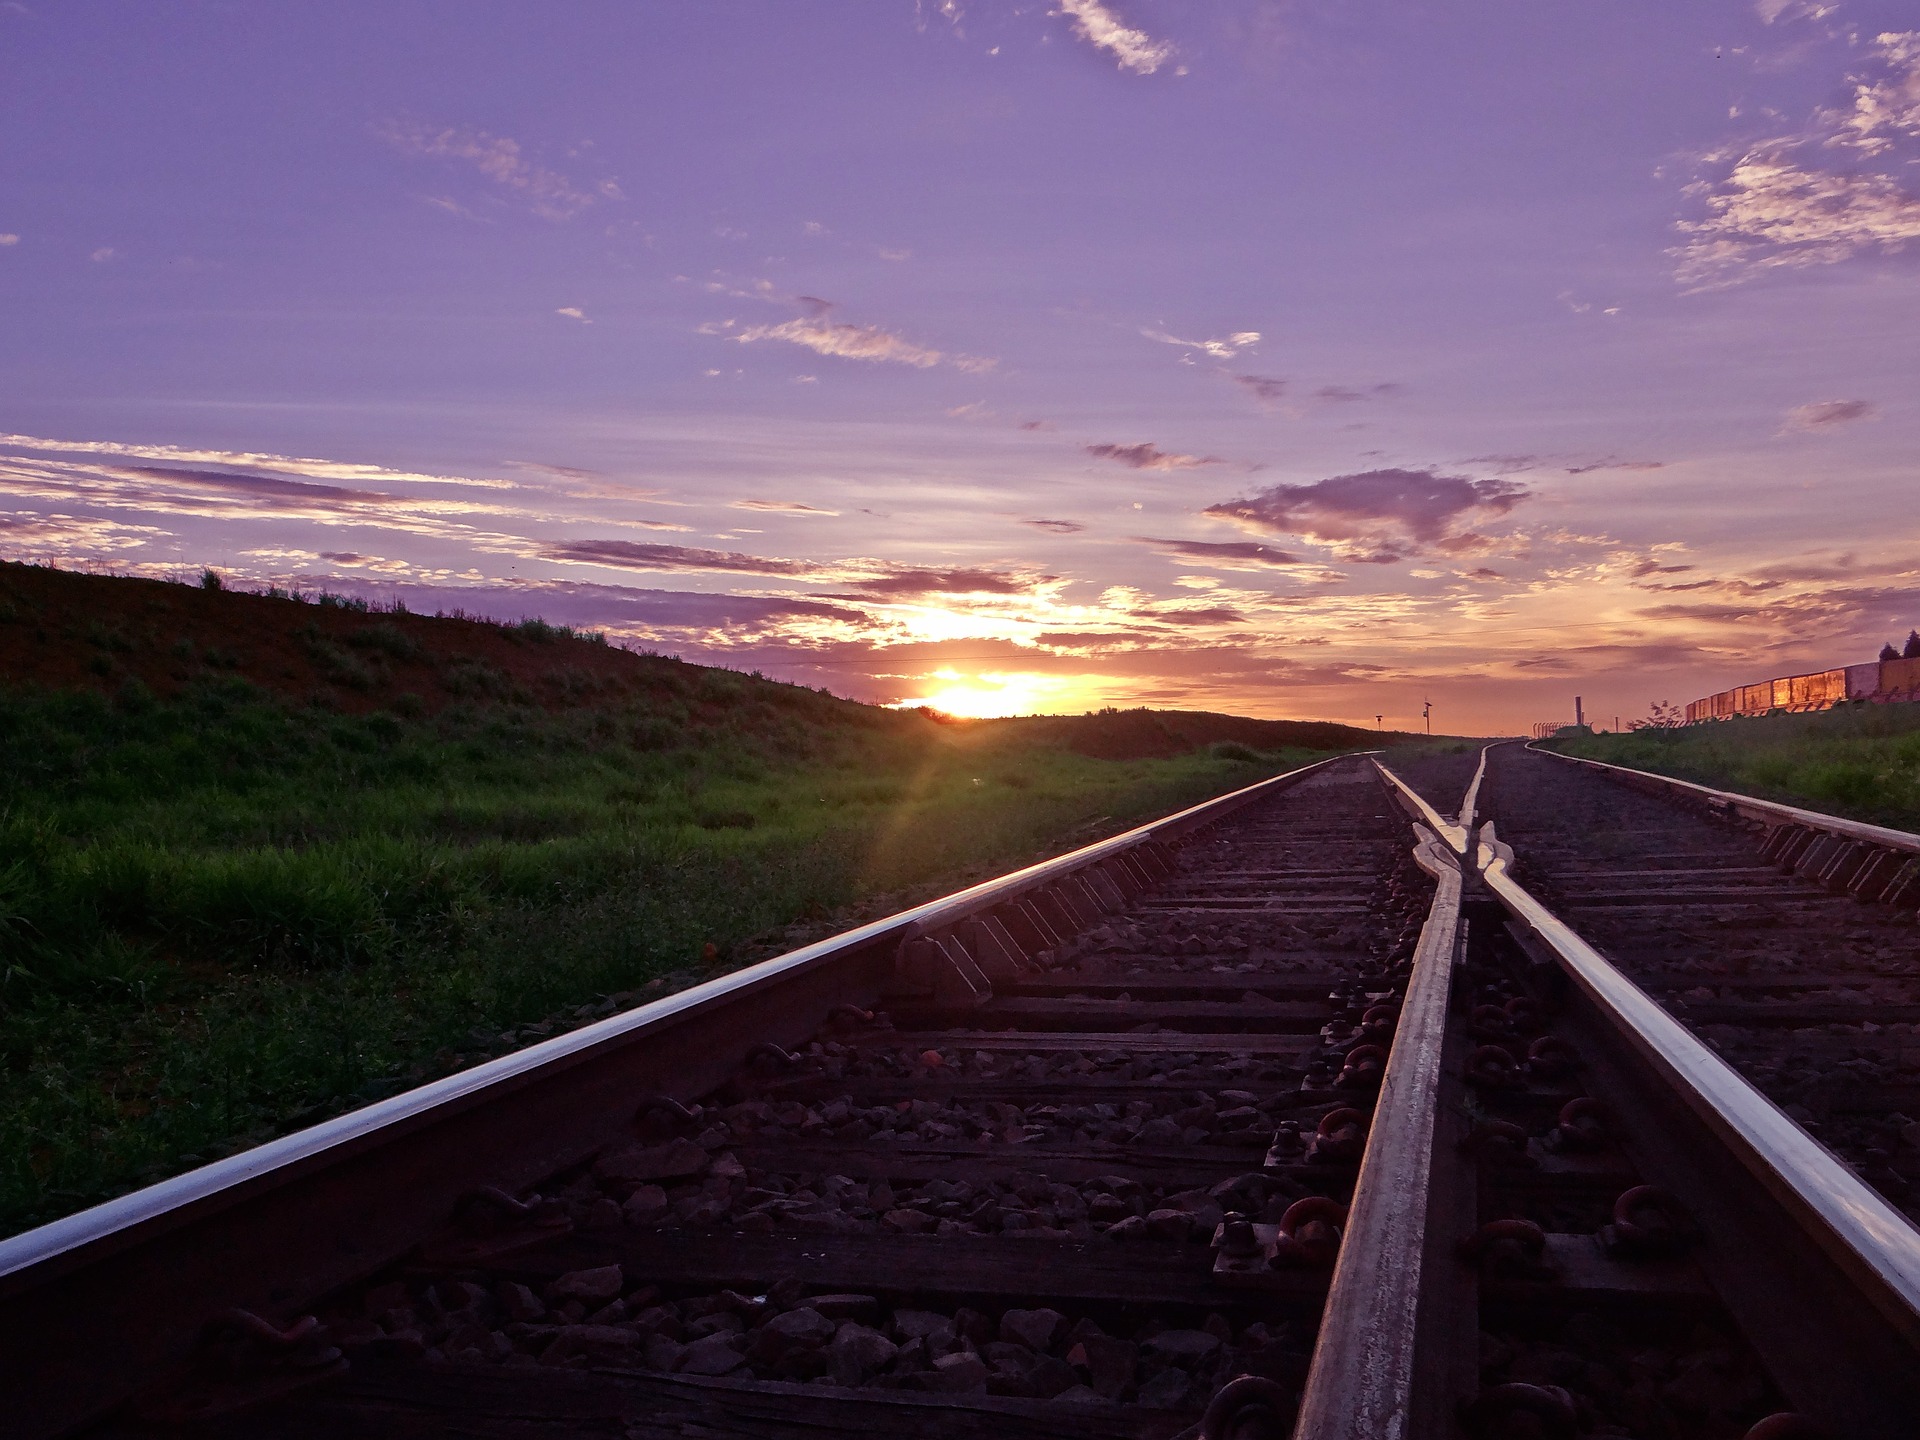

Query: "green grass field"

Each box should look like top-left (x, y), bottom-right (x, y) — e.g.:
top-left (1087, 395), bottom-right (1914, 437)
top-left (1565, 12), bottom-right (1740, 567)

top-left (1551, 703), bottom-right (1920, 830)
top-left (0, 672), bottom-right (1342, 1236)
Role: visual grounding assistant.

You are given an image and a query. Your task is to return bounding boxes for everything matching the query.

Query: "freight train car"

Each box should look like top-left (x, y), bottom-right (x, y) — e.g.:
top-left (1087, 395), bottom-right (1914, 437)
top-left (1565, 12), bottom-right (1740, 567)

top-left (1685, 657), bottom-right (1920, 723)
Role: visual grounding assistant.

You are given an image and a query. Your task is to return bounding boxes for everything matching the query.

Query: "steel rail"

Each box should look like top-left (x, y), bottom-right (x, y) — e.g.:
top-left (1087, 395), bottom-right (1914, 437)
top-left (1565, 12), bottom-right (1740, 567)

top-left (1475, 823), bottom-right (1920, 1344)
top-left (1374, 760), bottom-right (1470, 856)
top-left (1291, 800), bottom-right (1463, 1440)
top-left (1526, 740), bottom-right (1920, 855)
top-left (0, 750), bottom-right (1365, 1439)
top-left (1456, 745), bottom-right (1489, 835)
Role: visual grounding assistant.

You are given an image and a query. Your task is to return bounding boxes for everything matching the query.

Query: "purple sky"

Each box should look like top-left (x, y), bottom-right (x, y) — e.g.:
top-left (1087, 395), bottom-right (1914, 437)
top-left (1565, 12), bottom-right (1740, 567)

top-left (3, 1), bottom-right (1918, 731)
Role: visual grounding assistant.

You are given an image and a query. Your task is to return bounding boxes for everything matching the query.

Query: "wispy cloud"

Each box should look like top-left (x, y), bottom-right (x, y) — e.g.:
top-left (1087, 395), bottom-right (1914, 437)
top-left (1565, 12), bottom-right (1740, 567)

top-left (1086, 441), bottom-right (1224, 471)
top-left (1782, 398), bottom-right (1877, 432)
top-left (1231, 374), bottom-right (1287, 405)
top-left (1023, 518), bottom-right (1086, 534)
top-left (0, 432), bottom-right (518, 490)
top-left (713, 293), bottom-right (991, 372)
top-left (1144, 327), bottom-right (1260, 360)
top-left (555, 306), bottom-right (589, 323)
top-left (730, 499), bottom-right (840, 515)
top-left (0, 233), bottom-right (18, 247)
top-left (377, 121), bottom-right (612, 220)
top-left (1675, 32), bottom-right (1920, 286)
top-left (543, 539), bottom-right (1050, 597)
top-left (1564, 456), bottom-right (1666, 474)
top-left (1313, 383), bottom-right (1401, 404)
top-left (1203, 468), bottom-right (1529, 562)
top-left (1057, 0), bottom-right (1175, 75)
top-left (1137, 537), bottom-right (1302, 569)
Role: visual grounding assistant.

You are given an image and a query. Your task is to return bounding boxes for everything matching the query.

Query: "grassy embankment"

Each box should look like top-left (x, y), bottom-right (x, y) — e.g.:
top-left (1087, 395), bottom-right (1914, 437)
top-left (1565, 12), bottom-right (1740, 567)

top-left (0, 633), bottom-right (1373, 1236)
top-left (1551, 703), bottom-right (1920, 830)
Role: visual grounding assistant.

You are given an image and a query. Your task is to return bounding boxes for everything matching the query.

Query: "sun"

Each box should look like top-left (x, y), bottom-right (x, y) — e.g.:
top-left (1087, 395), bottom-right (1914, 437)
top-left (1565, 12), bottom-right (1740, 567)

top-left (890, 669), bottom-right (1091, 718)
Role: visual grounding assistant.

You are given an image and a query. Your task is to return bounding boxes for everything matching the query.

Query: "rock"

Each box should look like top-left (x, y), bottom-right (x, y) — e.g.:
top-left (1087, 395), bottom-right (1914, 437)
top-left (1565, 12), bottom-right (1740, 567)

top-left (1068, 1335), bottom-right (1139, 1398)
top-left (1105, 1215), bottom-right (1148, 1242)
top-left (1000, 1307), bottom-right (1067, 1353)
top-left (809, 1294), bottom-right (880, 1321)
top-left (929, 1351), bottom-right (991, 1391)
top-left (1027, 1355), bottom-right (1079, 1398)
top-left (548, 1266), bottom-right (623, 1305)
top-left (540, 1324), bottom-right (638, 1366)
top-left (676, 1333), bottom-right (746, 1376)
top-left (496, 1282), bottom-right (545, 1323)
top-left (883, 1208), bottom-right (934, 1234)
top-left (583, 1197), bottom-right (623, 1230)
top-left (749, 1306), bottom-right (836, 1362)
top-left (594, 1138), bottom-right (711, 1185)
top-left (892, 1309), bottom-right (952, 1341)
top-left (1137, 1365), bottom-right (1192, 1409)
top-left (1055, 1384), bottom-right (1108, 1404)
top-left (1146, 1329), bottom-right (1222, 1367)
top-left (1145, 1208), bottom-right (1194, 1242)
top-left (622, 1185), bottom-right (670, 1225)
top-left (831, 1322), bottom-right (899, 1383)
top-left (1136, 1117), bottom-right (1183, 1145)
top-left (643, 1334), bottom-right (687, 1371)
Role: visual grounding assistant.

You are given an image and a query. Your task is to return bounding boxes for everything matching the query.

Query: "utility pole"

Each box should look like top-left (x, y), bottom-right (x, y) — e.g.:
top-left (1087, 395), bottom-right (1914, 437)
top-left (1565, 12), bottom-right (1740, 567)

top-left (1422, 698), bottom-right (1432, 735)
top-left (1375, 714), bottom-right (1383, 731)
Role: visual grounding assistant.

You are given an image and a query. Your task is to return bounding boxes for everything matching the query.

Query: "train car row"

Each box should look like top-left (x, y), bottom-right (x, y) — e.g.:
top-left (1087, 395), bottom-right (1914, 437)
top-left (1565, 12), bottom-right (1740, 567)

top-left (1685, 655), bottom-right (1920, 723)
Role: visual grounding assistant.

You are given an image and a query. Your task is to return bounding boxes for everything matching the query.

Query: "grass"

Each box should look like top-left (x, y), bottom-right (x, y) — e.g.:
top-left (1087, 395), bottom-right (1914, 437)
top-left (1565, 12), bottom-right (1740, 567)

top-left (0, 674), bottom-right (1340, 1236)
top-left (1551, 703), bottom-right (1920, 830)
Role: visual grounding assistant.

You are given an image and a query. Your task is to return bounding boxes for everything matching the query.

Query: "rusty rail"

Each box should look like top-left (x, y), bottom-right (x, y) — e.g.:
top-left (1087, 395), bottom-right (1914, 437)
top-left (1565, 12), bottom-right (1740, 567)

top-left (1292, 767), bottom-right (1464, 1439)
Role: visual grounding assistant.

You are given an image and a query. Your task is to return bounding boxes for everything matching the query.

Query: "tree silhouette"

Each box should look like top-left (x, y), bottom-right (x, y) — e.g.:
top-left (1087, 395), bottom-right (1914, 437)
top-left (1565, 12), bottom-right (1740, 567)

top-left (1905, 630), bottom-right (1920, 659)
top-left (1882, 642), bottom-right (1901, 663)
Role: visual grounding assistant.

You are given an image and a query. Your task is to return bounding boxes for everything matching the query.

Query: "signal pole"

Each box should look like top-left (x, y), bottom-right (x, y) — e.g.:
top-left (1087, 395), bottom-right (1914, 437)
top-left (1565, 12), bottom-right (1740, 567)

top-left (1375, 714), bottom-right (1383, 730)
top-left (1422, 698), bottom-right (1432, 734)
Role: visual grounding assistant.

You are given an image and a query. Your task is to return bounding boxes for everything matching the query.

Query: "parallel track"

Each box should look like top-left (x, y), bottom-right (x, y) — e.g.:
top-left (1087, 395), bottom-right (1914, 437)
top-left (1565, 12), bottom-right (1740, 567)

top-left (6, 747), bottom-right (1920, 1437)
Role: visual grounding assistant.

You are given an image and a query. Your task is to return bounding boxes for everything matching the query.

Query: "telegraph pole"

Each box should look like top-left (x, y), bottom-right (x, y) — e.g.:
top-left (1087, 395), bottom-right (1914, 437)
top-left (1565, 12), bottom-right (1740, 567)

top-left (1422, 698), bottom-right (1432, 734)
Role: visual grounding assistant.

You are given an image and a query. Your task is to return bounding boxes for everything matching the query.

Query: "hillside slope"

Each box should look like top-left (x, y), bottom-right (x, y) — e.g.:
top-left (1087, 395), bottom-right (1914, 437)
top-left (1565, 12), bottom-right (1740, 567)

top-left (0, 561), bottom-right (1393, 754)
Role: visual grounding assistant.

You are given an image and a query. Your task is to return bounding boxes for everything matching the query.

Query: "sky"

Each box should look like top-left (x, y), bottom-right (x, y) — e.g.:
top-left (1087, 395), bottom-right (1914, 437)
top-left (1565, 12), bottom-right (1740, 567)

top-left (2, 0), bottom-right (1918, 733)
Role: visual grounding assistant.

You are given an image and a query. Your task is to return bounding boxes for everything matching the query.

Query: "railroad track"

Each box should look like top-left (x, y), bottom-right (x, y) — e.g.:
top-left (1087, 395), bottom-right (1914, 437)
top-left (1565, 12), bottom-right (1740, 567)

top-left (5, 748), bottom-right (1920, 1437)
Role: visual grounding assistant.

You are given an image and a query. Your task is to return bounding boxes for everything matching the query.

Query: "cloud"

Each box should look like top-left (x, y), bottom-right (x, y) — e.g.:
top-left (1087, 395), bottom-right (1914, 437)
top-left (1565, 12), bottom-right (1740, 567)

top-left (1135, 606), bottom-right (1248, 626)
top-left (1144, 328), bottom-right (1260, 360)
top-left (0, 431), bottom-right (517, 491)
top-left (1202, 468), bottom-right (1529, 560)
top-left (1782, 398), bottom-right (1877, 431)
top-left (555, 306), bottom-right (589, 322)
top-left (544, 539), bottom-right (1048, 597)
top-left (1057, 0), bottom-right (1174, 75)
top-left (377, 121), bottom-right (606, 220)
top-left (1086, 441), bottom-right (1223, 471)
top-left (0, 234), bottom-right (18, 246)
top-left (731, 316), bottom-right (944, 368)
top-left (840, 566), bottom-right (1044, 597)
top-left (545, 540), bottom-right (815, 578)
top-left (1564, 457), bottom-right (1666, 475)
top-left (1836, 31), bottom-right (1920, 157)
top-left (730, 499), bottom-right (840, 515)
top-left (1675, 35), bottom-right (1920, 286)
top-left (1023, 518), bottom-right (1086, 534)
top-left (90, 247), bottom-right (116, 263)
top-left (1137, 537), bottom-right (1302, 569)
top-left (1231, 375), bottom-right (1288, 405)
top-left (1313, 383), bottom-right (1401, 404)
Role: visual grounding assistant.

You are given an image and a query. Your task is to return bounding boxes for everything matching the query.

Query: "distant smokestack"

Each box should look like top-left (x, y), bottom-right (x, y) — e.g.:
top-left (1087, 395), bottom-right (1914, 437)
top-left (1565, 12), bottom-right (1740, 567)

top-left (1575, 696), bottom-right (1584, 728)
